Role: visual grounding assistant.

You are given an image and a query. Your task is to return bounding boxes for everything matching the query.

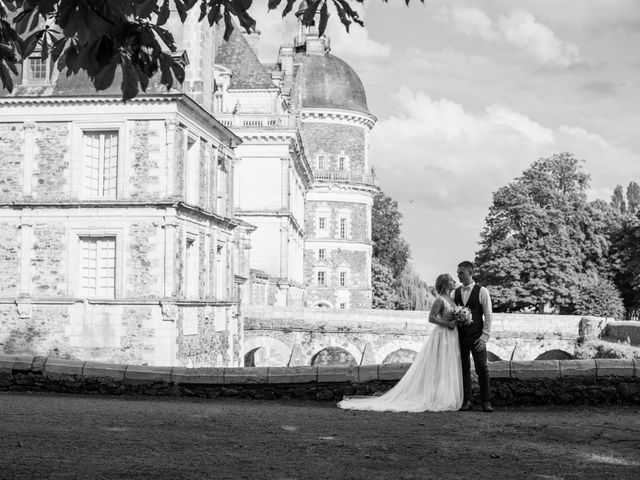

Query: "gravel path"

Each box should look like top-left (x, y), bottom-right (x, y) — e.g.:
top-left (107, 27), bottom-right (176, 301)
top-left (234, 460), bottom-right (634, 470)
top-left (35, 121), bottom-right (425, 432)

top-left (1, 392), bottom-right (639, 479)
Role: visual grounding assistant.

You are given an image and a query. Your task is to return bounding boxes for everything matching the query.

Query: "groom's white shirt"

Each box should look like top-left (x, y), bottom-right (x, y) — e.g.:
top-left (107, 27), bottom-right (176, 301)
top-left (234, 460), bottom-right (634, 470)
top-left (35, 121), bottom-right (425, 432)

top-left (461, 282), bottom-right (493, 341)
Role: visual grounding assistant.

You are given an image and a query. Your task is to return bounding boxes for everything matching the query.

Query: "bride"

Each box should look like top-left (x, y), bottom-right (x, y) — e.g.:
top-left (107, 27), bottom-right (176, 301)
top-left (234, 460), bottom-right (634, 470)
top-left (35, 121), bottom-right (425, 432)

top-left (337, 273), bottom-right (463, 412)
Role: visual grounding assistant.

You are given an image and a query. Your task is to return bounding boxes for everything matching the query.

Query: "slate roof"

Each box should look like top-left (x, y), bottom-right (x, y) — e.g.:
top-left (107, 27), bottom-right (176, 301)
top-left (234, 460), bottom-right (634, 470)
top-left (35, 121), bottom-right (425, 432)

top-left (214, 27), bottom-right (276, 90)
top-left (291, 53), bottom-right (369, 115)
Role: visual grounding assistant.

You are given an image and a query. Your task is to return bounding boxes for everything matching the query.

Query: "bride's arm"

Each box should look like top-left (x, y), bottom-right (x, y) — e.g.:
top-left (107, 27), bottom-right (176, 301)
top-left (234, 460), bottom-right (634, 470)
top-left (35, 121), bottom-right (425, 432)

top-left (428, 297), bottom-right (455, 328)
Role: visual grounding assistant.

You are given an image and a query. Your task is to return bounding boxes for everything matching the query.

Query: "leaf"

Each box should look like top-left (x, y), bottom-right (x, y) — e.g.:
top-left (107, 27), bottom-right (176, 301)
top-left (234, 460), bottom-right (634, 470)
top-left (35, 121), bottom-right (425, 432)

top-left (92, 58), bottom-right (118, 91)
top-left (157, 0), bottom-right (170, 25)
top-left (281, 0), bottom-right (297, 18)
top-left (120, 57), bottom-right (139, 102)
top-left (223, 8), bottom-right (234, 41)
top-left (318, 1), bottom-right (329, 36)
top-left (135, 0), bottom-right (159, 18)
top-left (174, 0), bottom-right (188, 22)
top-left (0, 60), bottom-right (14, 92)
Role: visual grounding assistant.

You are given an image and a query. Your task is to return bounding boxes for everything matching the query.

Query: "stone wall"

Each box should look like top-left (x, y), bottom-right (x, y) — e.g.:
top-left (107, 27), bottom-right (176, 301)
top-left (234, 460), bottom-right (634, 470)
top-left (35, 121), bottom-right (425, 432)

top-left (0, 223), bottom-right (20, 297)
top-left (33, 122), bottom-right (70, 200)
top-left (603, 321), bottom-right (640, 346)
top-left (1, 355), bottom-right (638, 406)
top-left (129, 120), bottom-right (163, 200)
top-left (0, 302), bottom-right (241, 367)
top-left (0, 123), bottom-right (23, 200)
top-left (300, 123), bottom-right (366, 172)
top-left (31, 222), bottom-right (66, 297)
top-left (126, 221), bottom-right (162, 297)
top-left (243, 307), bottom-right (606, 366)
top-left (305, 201), bottom-right (368, 241)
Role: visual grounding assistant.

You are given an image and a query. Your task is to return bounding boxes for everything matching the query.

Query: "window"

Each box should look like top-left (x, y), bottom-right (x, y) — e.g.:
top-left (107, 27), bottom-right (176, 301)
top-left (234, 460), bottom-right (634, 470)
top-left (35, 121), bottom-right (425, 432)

top-left (23, 55), bottom-right (50, 84)
top-left (338, 156), bottom-right (345, 171)
top-left (29, 57), bottom-right (47, 79)
top-left (318, 248), bottom-right (326, 260)
top-left (186, 137), bottom-right (199, 205)
top-left (339, 271), bottom-right (347, 287)
top-left (339, 303), bottom-right (346, 309)
top-left (339, 218), bottom-right (348, 239)
top-left (79, 237), bottom-right (116, 298)
top-left (214, 93), bottom-right (223, 113)
top-left (83, 131), bottom-right (119, 199)
top-left (317, 271), bottom-right (326, 287)
top-left (185, 237), bottom-right (199, 298)
top-left (318, 216), bottom-right (327, 231)
top-left (318, 155), bottom-right (325, 170)
top-left (216, 243), bottom-right (226, 298)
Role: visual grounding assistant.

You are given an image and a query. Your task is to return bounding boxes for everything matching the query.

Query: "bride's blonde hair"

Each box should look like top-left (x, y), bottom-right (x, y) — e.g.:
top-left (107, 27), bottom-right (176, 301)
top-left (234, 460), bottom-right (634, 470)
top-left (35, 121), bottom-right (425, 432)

top-left (435, 274), bottom-right (454, 295)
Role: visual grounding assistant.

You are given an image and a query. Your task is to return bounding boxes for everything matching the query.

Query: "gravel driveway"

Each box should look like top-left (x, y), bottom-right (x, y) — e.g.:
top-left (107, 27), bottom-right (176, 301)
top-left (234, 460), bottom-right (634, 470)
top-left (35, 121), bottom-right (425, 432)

top-left (1, 392), bottom-right (639, 479)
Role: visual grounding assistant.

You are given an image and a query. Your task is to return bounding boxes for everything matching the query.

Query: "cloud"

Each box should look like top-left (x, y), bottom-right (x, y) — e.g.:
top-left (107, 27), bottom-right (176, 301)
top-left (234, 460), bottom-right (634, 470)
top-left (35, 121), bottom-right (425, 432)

top-left (249, 2), bottom-right (390, 62)
top-left (437, 5), bottom-right (498, 41)
top-left (583, 81), bottom-right (617, 96)
top-left (328, 24), bottom-right (391, 59)
top-left (370, 86), bottom-right (640, 283)
top-left (498, 10), bottom-right (580, 67)
top-left (438, 6), bottom-right (582, 67)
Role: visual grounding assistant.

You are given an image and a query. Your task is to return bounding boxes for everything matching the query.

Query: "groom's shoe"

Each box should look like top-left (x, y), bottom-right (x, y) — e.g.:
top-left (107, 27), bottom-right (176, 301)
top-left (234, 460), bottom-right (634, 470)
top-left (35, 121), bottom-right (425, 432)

top-left (459, 400), bottom-right (473, 411)
top-left (482, 401), bottom-right (494, 413)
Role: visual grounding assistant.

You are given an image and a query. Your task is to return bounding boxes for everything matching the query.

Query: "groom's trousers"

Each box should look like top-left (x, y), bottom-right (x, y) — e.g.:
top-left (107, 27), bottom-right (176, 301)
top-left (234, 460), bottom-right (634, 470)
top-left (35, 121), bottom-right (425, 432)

top-left (459, 337), bottom-right (491, 402)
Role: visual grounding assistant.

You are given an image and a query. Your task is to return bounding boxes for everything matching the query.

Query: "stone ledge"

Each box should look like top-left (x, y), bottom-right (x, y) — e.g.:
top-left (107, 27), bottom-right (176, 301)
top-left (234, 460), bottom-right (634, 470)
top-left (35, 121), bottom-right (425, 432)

top-left (171, 367), bottom-right (224, 384)
top-left (267, 366), bottom-right (317, 384)
top-left (511, 360), bottom-right (560, 380)
top-left (223, 367), bottom-right (268, 384)
top-left (595, 359), bottom-right (635, 378)
top-left (124, 365), bottom-right (173, 384)
top-left (560, 359), bottom-right (597, 377)
top-left (0, 355), bottom-right (637, 385)
top-left (82, 362), bottom-right (127, 380)
top-left (43, 358), bottom-right (84, 377)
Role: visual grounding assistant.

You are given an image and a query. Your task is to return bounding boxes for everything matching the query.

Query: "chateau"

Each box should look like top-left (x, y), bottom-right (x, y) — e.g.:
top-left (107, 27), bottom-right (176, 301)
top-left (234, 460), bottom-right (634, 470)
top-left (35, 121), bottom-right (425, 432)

top-left (0, 8), bottom-right (377, 367)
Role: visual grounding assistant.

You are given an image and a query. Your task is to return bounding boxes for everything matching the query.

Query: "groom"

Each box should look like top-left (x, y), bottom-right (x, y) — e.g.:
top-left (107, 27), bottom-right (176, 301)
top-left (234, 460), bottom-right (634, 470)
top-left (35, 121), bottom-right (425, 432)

top-left (455, 261), bottom-right (493, 412)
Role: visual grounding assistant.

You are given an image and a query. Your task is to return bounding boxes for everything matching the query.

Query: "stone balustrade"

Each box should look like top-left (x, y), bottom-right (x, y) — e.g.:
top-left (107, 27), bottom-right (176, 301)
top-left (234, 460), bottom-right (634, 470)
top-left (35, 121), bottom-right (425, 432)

top-left (1, 354), bottom-right (639, 406)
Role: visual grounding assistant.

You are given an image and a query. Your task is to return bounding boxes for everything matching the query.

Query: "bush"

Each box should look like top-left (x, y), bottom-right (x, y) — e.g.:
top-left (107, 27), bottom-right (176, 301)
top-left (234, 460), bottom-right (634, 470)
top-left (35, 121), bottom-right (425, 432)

top-left (575, 340), bottom-right (640, 360)
top-left (573, 277), bottom-right (626, 319)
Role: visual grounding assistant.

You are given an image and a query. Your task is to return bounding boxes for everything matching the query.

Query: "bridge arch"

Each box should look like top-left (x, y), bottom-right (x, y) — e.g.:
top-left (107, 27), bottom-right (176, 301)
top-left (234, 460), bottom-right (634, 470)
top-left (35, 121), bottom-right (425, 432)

top-left (312, 301), bottom-right (333, 308)
top-left (487, 351), bottom-right (502, 362)
top-left (377, 341), bottom-right (424, 364)
top-left (382, 348), bottom-right (418, 364)
top-left (535, 349), bottom-right (574, 360)
top-left (242, 337), bottom-right (291, 367)
top-left (311, 347), bottom-right (358, 366)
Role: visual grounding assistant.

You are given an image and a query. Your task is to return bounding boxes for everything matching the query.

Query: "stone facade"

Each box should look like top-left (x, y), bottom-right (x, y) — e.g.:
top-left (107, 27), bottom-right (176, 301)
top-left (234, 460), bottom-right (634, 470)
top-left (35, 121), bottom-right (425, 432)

top-left (0, 88), bottom-right (246, 367)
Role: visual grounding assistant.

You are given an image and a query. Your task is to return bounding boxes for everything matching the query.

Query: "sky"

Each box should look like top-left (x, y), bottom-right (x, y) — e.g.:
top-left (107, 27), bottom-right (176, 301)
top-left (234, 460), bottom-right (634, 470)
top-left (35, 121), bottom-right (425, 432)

top-left (250, 0), bottom-right (640, 285)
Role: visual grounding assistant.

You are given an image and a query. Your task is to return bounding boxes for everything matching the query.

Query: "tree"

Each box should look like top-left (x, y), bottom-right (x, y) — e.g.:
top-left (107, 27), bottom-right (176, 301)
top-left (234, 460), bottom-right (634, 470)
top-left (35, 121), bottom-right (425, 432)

top-left (475, 153), bottom-right (618, 313)
top-left (371, 257), bottom-right (395, 309)
top-left (371, 190), bottom-right (410, 277)
top-left (627, 181), bottom-right (640, 215)
top-left (573, 276), bottom-right (625, 319)
top-left (611, 184), bottom-right (627, 214)
top-left (0, 0), bottom-right (423, 100)
top-left (394, 266), bottom-right (435, 311)
top-left (610, 215), bottom-right (640, 319)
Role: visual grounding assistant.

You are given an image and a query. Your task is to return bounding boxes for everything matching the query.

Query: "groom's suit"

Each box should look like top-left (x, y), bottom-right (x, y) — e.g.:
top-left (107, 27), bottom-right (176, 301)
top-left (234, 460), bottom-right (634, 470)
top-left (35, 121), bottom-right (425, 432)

top-left (455, 283), bottom-right (492, 403)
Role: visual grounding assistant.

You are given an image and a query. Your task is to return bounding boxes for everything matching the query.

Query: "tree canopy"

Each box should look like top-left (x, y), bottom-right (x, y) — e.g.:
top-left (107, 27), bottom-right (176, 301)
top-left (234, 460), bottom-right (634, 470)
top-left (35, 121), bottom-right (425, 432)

top-left (474, 153), bottom-right (621, 315)
top-left (0, 0), bottom-right (422, 100)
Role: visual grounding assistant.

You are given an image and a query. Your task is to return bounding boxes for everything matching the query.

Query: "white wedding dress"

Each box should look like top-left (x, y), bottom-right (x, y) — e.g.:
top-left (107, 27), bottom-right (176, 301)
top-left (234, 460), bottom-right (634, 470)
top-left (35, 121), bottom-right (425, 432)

top-left (337, 297), bottom-right (463, 412)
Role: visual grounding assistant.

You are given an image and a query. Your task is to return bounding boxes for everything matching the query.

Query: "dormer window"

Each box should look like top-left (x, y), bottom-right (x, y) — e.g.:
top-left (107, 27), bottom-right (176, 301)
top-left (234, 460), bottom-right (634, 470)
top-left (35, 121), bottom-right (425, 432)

top-left (22, 54), bottom-right (51, 85)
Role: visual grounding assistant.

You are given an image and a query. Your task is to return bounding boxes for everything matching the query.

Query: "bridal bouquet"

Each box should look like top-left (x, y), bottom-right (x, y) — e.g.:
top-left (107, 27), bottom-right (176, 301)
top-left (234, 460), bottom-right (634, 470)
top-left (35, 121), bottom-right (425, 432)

top-left (452, 306), bottom-right (473, 327)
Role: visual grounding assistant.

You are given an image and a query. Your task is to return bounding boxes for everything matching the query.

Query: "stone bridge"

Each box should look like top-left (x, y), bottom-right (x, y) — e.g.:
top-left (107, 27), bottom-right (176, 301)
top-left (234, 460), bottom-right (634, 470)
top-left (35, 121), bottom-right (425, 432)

top-left (243, 306), bottom-right (591, 367)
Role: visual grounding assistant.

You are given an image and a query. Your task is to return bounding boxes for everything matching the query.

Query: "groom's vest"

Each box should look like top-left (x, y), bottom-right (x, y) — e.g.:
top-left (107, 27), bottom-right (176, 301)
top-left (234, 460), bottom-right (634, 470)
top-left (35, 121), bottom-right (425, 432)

top-left (455, 284), bottom-right (484, 339)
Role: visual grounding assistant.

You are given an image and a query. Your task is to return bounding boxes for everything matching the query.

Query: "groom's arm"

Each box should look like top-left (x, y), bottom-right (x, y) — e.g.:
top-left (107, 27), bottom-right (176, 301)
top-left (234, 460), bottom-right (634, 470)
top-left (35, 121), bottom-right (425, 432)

top-left (480, 287), bottom-right (493, 343)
